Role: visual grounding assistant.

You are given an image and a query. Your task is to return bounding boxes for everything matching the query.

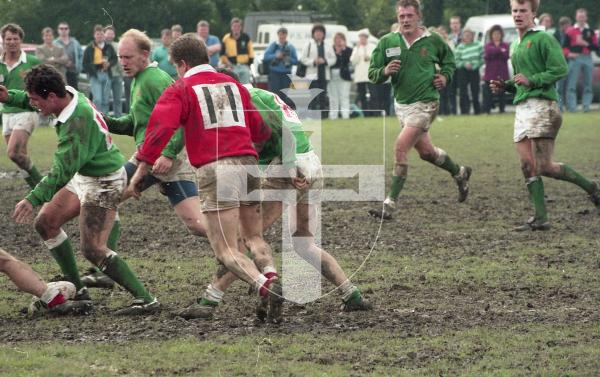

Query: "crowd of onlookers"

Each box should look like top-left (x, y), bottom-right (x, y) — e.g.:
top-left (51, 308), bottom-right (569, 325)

top-left (436, 8), bottom-right (599, 115)
top-left (2, 9), bottom-right (598, 120)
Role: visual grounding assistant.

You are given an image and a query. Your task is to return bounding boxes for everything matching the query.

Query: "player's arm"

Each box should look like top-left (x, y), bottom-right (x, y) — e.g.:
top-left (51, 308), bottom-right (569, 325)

top-left (438, 38), bottom-right (456, 85)
top-left (26, 120), bottom-right (91, 207)
top-left (368, 40), bottom-right (395, 84)
top-left (104, 113), bottom-right (134, 135)
top-left (528, 36), bottom-right (568, 87)
top-left (0, 89), bottom-right (35, 111)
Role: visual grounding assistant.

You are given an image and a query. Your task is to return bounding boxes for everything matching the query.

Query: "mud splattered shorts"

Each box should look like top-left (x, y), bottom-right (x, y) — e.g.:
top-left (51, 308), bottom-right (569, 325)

top-left (196, 155), bottom-right (261, 212)
top-left (514, 98), bottom-right (562, 142)
top-left (394, 101), bottom-right (439, 131)
top-left (2, 112), bottom-right (39, 136)
top-left (262, 151), bottom-right (323, 204)
top-left (64, 167), bottom-right (126, 210)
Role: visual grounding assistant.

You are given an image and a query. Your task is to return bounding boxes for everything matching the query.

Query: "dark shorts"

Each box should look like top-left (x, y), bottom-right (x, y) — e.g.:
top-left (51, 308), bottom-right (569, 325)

top-left (124, 162), bottom-right (198, 206)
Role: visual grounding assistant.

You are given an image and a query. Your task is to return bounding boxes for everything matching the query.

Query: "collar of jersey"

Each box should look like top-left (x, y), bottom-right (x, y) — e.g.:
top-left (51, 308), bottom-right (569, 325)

top-left (0, 50), bottom-right (28, 65)
top-left (54, 86), bottom-right (79, 124)
top-left (400, 27), bottom-right (431, 49)
top-left (517, 26), bottom-right (545, 43)
top-left (184, 64), bottom-right (216, 78)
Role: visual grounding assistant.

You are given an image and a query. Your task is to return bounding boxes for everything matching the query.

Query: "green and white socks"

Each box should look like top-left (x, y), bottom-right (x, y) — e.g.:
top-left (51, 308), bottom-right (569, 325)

top-left (45, 230), bottom-right (85, 291)
top-left (527, 176), bottom-right (548, 222)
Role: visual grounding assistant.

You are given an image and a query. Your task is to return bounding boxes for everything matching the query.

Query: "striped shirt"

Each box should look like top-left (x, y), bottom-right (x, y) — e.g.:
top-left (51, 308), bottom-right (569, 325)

top-left (454, 41), bottom-right (483, 70)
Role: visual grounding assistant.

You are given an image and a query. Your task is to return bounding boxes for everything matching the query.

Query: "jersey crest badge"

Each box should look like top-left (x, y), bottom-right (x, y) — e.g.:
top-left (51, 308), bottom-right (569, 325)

top-left (420, 47), bottom-right (428, 56)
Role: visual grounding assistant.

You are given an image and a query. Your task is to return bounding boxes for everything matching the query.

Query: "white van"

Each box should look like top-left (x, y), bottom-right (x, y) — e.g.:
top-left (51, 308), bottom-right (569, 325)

top-left (464, 14), bottom-right (517, 45)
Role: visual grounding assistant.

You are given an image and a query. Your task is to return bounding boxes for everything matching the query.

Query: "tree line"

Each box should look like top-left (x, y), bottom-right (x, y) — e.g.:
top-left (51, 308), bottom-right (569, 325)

top-left (0, 0), bottom-right (597, 44)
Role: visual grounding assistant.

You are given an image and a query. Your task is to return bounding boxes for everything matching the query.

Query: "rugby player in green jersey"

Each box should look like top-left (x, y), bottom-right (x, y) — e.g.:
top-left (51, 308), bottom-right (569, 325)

top-left (2, 65), bottom-right (158, 315)
top-left (1, 23), bottom-right (43, 189)
top-left (81, 29), bottom-right (209, 288)
top-left (490, 0), bottom-right (600, 231)
top-left (367, 0), bottom-right (472, 220)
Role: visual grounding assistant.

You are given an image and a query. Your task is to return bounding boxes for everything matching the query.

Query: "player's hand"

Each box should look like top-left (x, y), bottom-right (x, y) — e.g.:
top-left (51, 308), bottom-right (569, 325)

top-left (432, 74), bottom-right (447, 90)
top-left (12, 199), bottom-right (33, 224)
top-left (152, 156), bottom-right (173, 175)
top-left (123, 162), bottom-right (150, 201)
top-left (384, 59), bottom-right (401, 76)
top-left (0, 85), bottom-right (9, 103)
top-left (289, 168), bottom-right (308, 190)
top-left (514, 73), bottom-right (530, 87)
top-left (465, 63), bottom-right (473, 71)
top-left (489, 80), bottom-right (505, 94)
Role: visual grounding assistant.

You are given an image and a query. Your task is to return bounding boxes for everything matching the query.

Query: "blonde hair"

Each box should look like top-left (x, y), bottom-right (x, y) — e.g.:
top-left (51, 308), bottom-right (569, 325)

top-left (120, 29), bottom-right (152, 52)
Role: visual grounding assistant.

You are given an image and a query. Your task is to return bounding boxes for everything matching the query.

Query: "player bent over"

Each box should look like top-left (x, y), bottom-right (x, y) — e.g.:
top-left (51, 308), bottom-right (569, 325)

top-left (174, 80), bottom-right (372, 321)
top-left (126, 34), bottom-right (283, 321)
top-left (368, 0), bottom-right (471, 220)
top-left (491, 0), bottom-right (600, 231)
top-left (3, 65), bottom-right (158, 315)
top-left (0, 247), bottom-right (90, 316)
top-left (81, 29), bottom-right (207, 288)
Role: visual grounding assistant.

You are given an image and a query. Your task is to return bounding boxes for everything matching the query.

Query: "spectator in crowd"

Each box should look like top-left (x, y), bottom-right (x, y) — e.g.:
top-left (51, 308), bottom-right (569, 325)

top-left (299, 24), bottom-right (336, 118)
top-left (263, 26), bottom-right (297, 107)
top-left (171, 24), bottom-right (183, 40)
top-left (454, 28), bottom-right (483, 115)
top-left (482, 25), bottom-right (509, 114)
top-left (436, 25), bottom-right (454, 115)
top-left (104, 25), bottom-right (123, 116)
top-left (36, 27), bottom-right (69, 78)
top-left (564, 8), bottom-right (598, 112)
top-left (54, 22), bottom-right (82, 89)
top-left (554, 16), bottom-right (572, 111)
top-left (448, 15), bottom-right (462, 115)
top-left (196, 20), bottom-right (221, 68)
top-left (151, 29), bottom-right (177, 78)
top-left (538, 13), bottom-right (553, 32)
top-left (328, 32), bottom-right (353, 120)
top-left (220, 17), bottom-right (254, 84)
top-left (350, 28), bottom-right (376, 116)
top-left (82, 24), bottom-right (117, 114)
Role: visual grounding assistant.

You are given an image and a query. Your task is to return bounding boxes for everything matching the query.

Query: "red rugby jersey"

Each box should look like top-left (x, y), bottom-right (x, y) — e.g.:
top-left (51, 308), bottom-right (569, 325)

top-left (137, 64), bottom-right (271, 167)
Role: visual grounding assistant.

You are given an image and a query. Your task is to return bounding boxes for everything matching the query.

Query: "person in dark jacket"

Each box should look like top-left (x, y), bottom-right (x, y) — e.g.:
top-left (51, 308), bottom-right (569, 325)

top-left (82, 24), bottom-right (117, 113)
top-left (482, 25), bottom-right (510, 114)
top-left (328, 32), bottom-right (353, 119)
top-left (263, 27), bottom-right (298, 107)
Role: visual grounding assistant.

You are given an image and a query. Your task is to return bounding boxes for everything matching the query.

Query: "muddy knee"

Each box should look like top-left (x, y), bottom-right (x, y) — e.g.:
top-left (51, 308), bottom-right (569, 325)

top-left (520, 160), bottom-right (535, 178)
top-left (81, 244), bottom-right (108, 265)
top-left (419, 149), bottom-right (437, 163)
top-left (34, 213), bottom-right (61, 240)
top-left (7, 150), bottom-right (29, 170)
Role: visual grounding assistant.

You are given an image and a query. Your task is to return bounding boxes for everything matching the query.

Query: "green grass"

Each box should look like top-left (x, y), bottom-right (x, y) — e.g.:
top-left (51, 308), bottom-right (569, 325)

top-left (1, 112), bottom-right (599, 376)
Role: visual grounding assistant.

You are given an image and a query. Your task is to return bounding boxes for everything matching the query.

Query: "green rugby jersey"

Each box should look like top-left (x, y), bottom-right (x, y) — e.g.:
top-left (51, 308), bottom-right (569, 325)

top-left (249, 87), bottom-right (311, 167)
top-left (505, 29), bottom-right (567, 104)
top-left (0, 52), bottom-right (41, 113)
top-left (105, 63), bottom-right (183, 159)
top-left (369, 29), bottom-right (455, 105)
top-left (6, 87), bottom-right (125, 206)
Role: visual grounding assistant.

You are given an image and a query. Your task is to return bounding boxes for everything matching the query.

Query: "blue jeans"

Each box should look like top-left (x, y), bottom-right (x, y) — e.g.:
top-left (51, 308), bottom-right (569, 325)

top-left (233, 64), bottom-right (251, 84)
top-left (556, 77), bottom-right (568, 112)
top-left (90, 71), bottom-right (110, 114)
top-left (268, 71), bottom-right (293, 106)
top-left (566, 54), bottom-right (593, 112)
top-left (110, 75), bottom-right (123, 117)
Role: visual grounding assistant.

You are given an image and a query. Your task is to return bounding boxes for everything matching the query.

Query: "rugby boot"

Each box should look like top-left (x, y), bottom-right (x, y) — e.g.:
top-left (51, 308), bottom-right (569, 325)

top-left (28, 297), bottom-right (93, 317)
top-left (81, 268), bottom-right (115, 289)
top-left (513, 216), bottom-right (551, 232)
top-left (368, 197), bottom-right (396, 220)
top-left (454, 166), bottom-right (472, 202)
top-left (256, 296), bottom-right (269, 322)
top-left (172, 301), bottom-right (216, 320)
top-left (267, 281), bottom-right (284, 324)
top-left (74, 287), bottom-right (91, 301)
top-left (115, 297), bottom-right (161, 315)
top-left (342, 290), bottom-right (373, 312)
top-left (589, 181), bottom-right (600, 213)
